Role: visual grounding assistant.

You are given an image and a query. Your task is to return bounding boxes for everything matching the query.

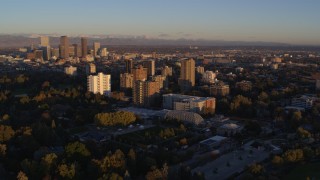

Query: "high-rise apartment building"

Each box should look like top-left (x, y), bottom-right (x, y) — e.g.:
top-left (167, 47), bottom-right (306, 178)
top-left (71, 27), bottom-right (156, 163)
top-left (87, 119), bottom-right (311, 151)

top-left (93, 42), bottom-right (100, 57)
top-left (143, 60), bottom-right (155, 76)
top-left (125, 59), bottom-right (133, 73)
top-left (133, 80), bottom-right (160, 107)
top-left (86, 63), bottom-right (96, 75)
top-left (132, 65), bottom-right (147, 81)
top-left (87, 73), bottom-right (111, 96)
top-left (100, 48), bottom-right (108, 57)
top-left (161, 66), bottom-right (173, 77)
top-left (201, 71), bottom-right (216, 84)
top-left (40, 36), bottom-right (49, 47)
top-left (120, 73), bottom-right (134, 90)
top-left (59, 36), bottom-right (69, 59)
top-left (81, 37), bottom-right (88, 58)
top-left (178, 58), bottom-right (195, 91)
top-left (72, 44), bottom-right (81, 57)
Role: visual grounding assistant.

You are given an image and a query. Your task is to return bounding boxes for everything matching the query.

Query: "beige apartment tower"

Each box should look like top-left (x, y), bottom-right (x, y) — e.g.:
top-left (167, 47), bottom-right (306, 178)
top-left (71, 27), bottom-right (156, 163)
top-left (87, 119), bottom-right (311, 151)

top-left (179, 58), bottom-right (195, 91)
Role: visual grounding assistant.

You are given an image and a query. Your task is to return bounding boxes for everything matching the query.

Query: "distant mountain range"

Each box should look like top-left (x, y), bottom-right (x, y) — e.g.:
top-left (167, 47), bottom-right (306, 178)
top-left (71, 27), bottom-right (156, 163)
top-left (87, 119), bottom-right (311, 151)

top-left (0, 34), bottom-right (291, 48)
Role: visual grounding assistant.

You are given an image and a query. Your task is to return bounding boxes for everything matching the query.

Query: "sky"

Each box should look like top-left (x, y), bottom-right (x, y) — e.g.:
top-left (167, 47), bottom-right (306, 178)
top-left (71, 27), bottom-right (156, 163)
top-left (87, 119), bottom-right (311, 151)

top-left (1, 0), bottom-right (320, 45)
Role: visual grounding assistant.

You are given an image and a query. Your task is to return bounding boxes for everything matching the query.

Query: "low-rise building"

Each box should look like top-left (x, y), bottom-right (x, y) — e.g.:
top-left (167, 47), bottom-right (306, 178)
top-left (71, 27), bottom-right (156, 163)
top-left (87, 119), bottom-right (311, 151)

top-left (209, 82), bottom-right (230, 96)
top-left (217, 123), bottom-right (243, 136)
top-left (291, 95), bottom-right (319, 109)
top-left (163, 94), bottom-right (215, 114)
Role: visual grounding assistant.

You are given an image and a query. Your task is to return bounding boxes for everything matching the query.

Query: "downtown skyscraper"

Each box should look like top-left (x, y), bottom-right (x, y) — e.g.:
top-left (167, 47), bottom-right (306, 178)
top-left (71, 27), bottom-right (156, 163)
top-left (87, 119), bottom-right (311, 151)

top-left (59, 36), bottom-right (69, 59)
top-left (81, 37), bottom-right (88, 58)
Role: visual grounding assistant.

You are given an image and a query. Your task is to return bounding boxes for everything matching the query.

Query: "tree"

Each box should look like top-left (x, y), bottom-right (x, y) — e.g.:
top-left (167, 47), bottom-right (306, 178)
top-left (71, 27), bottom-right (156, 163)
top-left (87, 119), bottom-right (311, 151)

top-left (42, 153), bottom-right (58, 166)
top-left (297, 127), bottom-right (311, 138)
top-left (283, 149), bottom-right (304, 162)
top-left (17, 171), bottom-right (28, 180)
top-left (127, 149), bottom-right (136, 161)
top-left (292, 111), bottom-right (302, 122)
top-left (230, 95), bottom-right (254, 117)
top-left (0, 125), bottom-right (15, 142)
top-left (65, 141), bottom-right (91, 158)
top-left (145, 163), bottom-right (168, 180)
top-left (179, 138), bottom-right (188, 145)
top-left (249, 163), bottom-right (263, 175)
top-left (2, 114), bottom-right (10, 121)
top-left (271, 155), bottom-right (283, 165)
top-left (0, 143), bottom-right (6, 156)
top-left (95, 111), bottom-right (136, 126)
top-left (57, 163), bottom-right (75, 179)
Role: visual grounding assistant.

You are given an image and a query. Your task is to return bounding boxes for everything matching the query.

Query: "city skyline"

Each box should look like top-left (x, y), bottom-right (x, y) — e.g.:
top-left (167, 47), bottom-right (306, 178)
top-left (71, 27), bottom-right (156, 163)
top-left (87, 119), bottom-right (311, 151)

top-left (1, 0), bottom-right (320, 45)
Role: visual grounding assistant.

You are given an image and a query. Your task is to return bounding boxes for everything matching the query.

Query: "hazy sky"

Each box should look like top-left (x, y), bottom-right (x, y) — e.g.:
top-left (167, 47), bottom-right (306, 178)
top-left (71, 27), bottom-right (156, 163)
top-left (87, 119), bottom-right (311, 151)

top-left (1, 0), bottom-right (320, 45)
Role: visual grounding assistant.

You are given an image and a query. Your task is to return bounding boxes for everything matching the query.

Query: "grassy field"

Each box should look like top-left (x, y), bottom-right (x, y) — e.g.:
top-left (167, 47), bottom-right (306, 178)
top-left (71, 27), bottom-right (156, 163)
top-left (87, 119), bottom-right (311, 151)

top-left (284, 162), bottom-right (320, 180)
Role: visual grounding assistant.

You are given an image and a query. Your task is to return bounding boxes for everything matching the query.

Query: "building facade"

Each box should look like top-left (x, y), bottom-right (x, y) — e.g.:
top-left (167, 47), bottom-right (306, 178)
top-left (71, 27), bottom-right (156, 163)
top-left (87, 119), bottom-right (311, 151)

top-left (120, 73), bottom-right (134, 90)
top-left (93, 42), bottom-right (100, 57)
top-left (132, 65), bottom-right (147, 81)
top-left (163, 94), bottom-right (216, 114)
top-left (81, 37), bottom-right (88, 58)
top-left (178, 58), bottom-right (195, 91)
top-left (65, 66), bottom-right (77, 76)
top-left (59, 36), bottom-right (69, 59)
top-left (143, 60), bottom-right (155, 76)
top-left (87, 73), bottom-right (111, 96)
top-left (133, 80), bottom-right (160, 107)
top-left (125, 59), bottom-right (133, 73)
top-left (210, 83), bottom-right (230, 96)
top-left (201, 71), bottom-right (216, 84)
top-left (86, 63), bottom-right (96, 75)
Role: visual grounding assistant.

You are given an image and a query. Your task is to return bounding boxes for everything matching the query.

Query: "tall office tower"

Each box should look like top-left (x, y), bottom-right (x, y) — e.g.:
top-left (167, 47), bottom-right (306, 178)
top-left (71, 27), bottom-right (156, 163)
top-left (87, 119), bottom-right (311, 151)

top-left (178, 58), bottom-right (195, 92)
top-left (132, 65), bottom-right (147, 81)
top-left (39, 46), bottom-right (51, 61)
top-left (68, 46), bottom-right (75, 57)
top-left (72, 44), bottom-right (79, 57)
top-left (120, 73), bottom-right (134, 90)
top-left (81, 37), bottom-right (88, 58)
top-left (87, 72), bottom-right (111, 96)
top-left (40, 36), bottom-right (49, 47)
top-left (59, 36), bottom-right (69, 59)
top-left (125, 59), bottom-right (133, 73)
top-left (133, 80), bottom-right (160, 107)
top-left (93, 42), bottom-right (100, 57)
top-left (100, 48), bottom-right (108, 57)
top-left (34, 50), bottom-right (43, 60)
top-left (86, 63), bottom-right (96, 75)
top-left (161, 66), bottom-right (173, 77)
top-left (51, 48), bottom-right (60, 58)
top-left (143, 60), bottom-right (155, 76)
top-left (39, 36), bottom-right (50, 60)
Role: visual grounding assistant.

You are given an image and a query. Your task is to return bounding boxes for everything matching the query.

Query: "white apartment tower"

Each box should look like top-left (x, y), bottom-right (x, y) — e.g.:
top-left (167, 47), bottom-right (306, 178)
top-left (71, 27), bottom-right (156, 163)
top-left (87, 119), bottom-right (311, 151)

top-left (87, 73), bottom-right (111, 96)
